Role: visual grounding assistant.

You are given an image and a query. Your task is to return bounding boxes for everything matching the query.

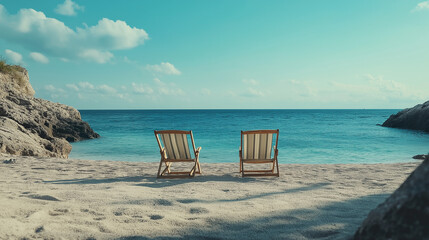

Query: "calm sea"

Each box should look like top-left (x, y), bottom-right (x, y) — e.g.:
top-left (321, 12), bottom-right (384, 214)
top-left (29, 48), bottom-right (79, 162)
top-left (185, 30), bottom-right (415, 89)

top-left (69, 110), bottom-right (429, 164)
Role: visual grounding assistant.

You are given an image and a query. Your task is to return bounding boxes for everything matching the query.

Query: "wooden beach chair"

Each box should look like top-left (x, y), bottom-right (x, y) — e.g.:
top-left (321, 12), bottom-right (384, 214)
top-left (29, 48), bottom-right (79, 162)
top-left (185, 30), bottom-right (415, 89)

top-left (239, 129), bottom-right (279, 177)
top-left (154, 130), bottom-right (202, 178)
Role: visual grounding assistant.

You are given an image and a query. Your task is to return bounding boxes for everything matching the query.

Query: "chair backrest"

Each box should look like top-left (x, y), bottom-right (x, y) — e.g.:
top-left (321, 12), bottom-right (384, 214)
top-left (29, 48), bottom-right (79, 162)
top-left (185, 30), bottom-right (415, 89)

top-left (154, 130), bottom-right (196, 160)
top-left (241, 129), bottom-right (279, 160)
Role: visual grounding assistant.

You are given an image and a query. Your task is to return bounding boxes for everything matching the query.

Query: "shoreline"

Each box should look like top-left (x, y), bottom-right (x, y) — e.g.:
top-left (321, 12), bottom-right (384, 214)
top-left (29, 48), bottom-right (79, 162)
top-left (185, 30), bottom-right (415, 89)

top-left (0, 155), bottom-right (420, 239)
top-left (68, 152), bottom-right (420, 165)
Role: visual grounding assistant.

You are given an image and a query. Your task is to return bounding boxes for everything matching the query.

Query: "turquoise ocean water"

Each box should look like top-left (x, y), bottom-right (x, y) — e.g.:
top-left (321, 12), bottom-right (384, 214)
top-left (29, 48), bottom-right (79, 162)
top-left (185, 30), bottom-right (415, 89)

top-left (69, 110), bottom-right (429, 164)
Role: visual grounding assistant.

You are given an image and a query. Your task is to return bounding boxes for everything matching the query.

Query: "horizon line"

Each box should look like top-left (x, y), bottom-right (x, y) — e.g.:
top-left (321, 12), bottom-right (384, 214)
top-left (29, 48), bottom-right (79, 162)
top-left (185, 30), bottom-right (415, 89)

top-left (77, 108), bottom-right (402, 111)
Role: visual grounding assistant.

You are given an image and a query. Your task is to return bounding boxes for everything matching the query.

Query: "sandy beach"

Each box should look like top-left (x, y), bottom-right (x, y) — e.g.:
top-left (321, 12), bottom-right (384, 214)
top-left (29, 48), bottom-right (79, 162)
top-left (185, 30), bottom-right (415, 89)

top-left (0, 155), bottom-right (419, 240)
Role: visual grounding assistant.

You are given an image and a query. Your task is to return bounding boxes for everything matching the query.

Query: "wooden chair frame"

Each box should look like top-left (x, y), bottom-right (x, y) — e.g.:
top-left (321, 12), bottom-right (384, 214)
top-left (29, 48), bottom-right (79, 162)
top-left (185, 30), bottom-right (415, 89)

top-left (239, 129), bottom-right (279, 177)
top-left (154, 130), bottom-right (202, 178)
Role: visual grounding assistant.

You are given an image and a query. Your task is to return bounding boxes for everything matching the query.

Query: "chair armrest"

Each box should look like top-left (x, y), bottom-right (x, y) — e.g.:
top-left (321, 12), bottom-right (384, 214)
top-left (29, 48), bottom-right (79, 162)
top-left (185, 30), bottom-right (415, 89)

top-left (195, 147), bottom-right (202, 153)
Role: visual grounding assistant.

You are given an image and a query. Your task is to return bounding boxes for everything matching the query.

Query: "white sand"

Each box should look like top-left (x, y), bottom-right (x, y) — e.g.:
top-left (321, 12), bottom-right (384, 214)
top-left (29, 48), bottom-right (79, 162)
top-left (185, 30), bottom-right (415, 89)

top-left (0, 155), bottom-right (419, 240)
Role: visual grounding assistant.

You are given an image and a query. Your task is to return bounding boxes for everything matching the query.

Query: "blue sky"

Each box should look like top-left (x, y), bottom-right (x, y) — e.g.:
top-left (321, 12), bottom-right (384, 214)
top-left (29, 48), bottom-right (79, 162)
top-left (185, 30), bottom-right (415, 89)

top-left (1, 0), bottom-right (428, 109)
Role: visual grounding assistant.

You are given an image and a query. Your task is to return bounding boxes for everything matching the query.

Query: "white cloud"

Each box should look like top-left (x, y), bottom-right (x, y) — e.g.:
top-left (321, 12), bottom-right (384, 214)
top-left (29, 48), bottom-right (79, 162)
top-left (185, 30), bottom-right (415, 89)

top-left (55, 0), bottom-right (84, 16)
top-left (239, 79), bottom-right (265, 97)
top-left (66, 83), bottom-right (79, 91)
top-left (48, 82), bottom-right (127, 100)
top-left (4, 49), bottom-right (23, 64)
top-left (364, 74), bottom-right (420, 99)
top-left (44, 85), bottom-right (56, 92)
top-left (78, 82), bottom-right (122, 97)
top-left (414, 1), bottom-right (429, 11)
top-left (97, 84), bottom-right (117, 94)
top-left (153, 78), bottom-right (163, 85)
top-left (0, 4), bottom-right (149, 63)
top-left (43, 84), bottom-right (65, 99)
top-left (78, 49), bottom-right (113, 63)
top-left (159, 87), bottom-right (185, 96)
top-left (241, 87), bottom-right (265, 97)
top-left (44, 84), bottom-right (65, 92)
top-left (287, 79), bottom-right (317, 97)
top-left (132, 82), bottom-right (154, 94)
top-left (301, 75), bottom-right (425, 106)
top-left (29, 52), bottom-right (49, 63)
top-left (154, 78), bottom-right (185, 95)
top-left (42, 80), bottom-right (192, 104)
top-left (146, 62), bottom-right (181, 75)
top-left (78, 82), bottom-right (95, 90)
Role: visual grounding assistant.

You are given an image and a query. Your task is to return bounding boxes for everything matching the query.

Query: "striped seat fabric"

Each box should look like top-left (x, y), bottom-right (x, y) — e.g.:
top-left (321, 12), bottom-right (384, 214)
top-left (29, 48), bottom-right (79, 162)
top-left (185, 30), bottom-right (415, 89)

top-left (242, 133), bottom-right (273, 160)
top-left (154, 130), bottom-right (202, 178)
top-left (240, 129), bottom-right (279, 177)
top-left (160, 133), bottom-right (191, 160)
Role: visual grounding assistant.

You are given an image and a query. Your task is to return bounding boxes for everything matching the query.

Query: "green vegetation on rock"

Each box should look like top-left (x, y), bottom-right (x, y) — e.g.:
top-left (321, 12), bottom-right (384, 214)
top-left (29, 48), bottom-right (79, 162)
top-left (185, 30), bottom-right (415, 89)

top-left (0, 58), bottom-right (25, 75)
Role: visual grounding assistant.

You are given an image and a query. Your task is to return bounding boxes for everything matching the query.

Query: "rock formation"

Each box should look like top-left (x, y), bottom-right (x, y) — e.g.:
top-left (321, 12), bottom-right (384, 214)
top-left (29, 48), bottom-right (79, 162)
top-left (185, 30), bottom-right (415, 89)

top-left (413, 154), bottom-right (429, 160)
top-left (354, 159), bottom-right (429, 239)
top-left (0, 62), bottom-right (99, 158)
top-left (382, 101), bottom-right (429, 132)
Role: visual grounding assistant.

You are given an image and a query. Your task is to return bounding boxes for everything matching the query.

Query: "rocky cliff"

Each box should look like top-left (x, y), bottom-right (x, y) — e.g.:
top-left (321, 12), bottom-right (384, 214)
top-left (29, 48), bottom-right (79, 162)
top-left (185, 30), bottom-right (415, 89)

top-left (382, 101), bottom-right (429, 132)
top-left (354, 159), bottom-right (429, 239)
top-left (0, 62), bottom-right (99, 158)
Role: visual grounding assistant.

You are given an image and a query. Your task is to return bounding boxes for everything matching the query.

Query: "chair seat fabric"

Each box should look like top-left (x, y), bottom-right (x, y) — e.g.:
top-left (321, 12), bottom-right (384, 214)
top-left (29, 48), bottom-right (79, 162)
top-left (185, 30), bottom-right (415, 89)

top-left (240, 129), bottom-right (280, 177)
top-left (160, 133), bottom-right (191, 160)
top-left (242, 133), bottom-right (273, 160)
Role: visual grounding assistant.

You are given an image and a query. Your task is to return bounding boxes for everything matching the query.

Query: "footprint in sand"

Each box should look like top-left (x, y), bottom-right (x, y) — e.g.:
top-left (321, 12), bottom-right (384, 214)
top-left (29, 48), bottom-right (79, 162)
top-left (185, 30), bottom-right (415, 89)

top-left (189, 207), bottom-right (209, 214)
top-left (27, 194), bottom-right (60, 201)
top-left (113, 211), bottom-right (123, 216)
top-left (99, 226), bottom-right (111, 233)
top-left (35, 226), bottom-right (44, 233)
top-left (49, 208), bottom-right (69, 216)
top-left (149, 214), bottom-right (164, 220)
top-left (81, 209), bottom-right (105, 218)
top-left (177, 199), bottom-right (197, 204)
top-left (153, 199), bottom-right (173, 206)
top-left (78, 169), bottom-right (96, 173)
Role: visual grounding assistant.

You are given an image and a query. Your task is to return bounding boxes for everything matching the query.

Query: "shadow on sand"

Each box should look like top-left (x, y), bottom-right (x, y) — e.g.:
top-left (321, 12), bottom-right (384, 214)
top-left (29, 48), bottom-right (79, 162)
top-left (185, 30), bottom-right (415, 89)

top-left (171, 182), bottom-right (331, 204)
top-left (42, 175), bottom-right (387, 239)
top-left (43, 174), bottom-right (272, 187)
top-left (113, 193), bottom-right (387, 240)
top-left (43, 174), bottom-right (331, 204)
top-left (116, 193), bottom-right (386, 240)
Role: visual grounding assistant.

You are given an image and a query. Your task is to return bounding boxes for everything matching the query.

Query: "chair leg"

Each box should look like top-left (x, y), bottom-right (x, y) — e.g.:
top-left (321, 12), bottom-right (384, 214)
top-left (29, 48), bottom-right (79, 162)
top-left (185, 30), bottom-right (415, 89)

top-left (241, 160), bottom-right (245, 177)
top-left (165, 162), bottom-right (171, 173)
top-left (194, 155), bottom-right (201, 174)
top-left (275, 158), bottom-right (280, 177)
top-left (190, 160), bottom-right (198, 177)
top-left (157, 159), bottom-right (164, 178)
top-left (189, 165), bottom-right (195, 177)
top-left (197, 160), bottom-right (202, 174)
top-left (239, 159), bottom-right (242, 173)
